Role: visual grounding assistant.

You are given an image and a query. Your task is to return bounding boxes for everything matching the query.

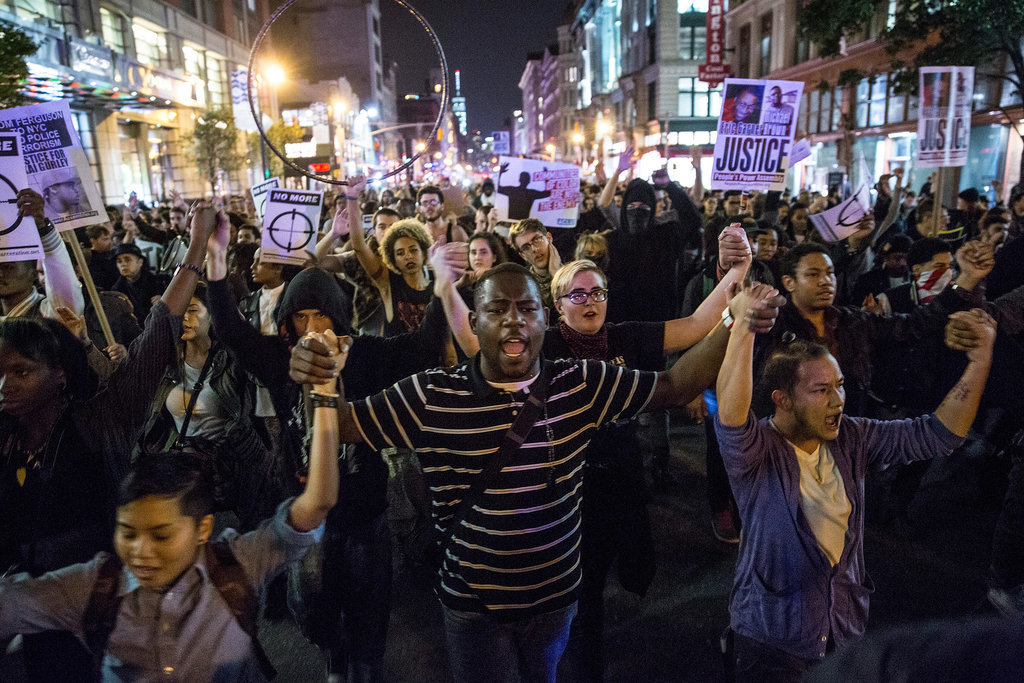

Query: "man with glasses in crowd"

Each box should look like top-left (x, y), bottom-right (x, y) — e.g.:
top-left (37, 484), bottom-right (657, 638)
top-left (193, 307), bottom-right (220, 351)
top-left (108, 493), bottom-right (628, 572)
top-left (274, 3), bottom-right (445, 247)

top-left (510, 218), bottom-right (561, 308)
top-left (417, 184), bottom-right (468, 245)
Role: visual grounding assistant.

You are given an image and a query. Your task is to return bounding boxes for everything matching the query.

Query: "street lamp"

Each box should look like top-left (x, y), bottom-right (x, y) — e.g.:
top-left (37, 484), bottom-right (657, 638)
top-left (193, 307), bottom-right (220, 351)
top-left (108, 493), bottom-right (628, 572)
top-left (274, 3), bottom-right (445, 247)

top-left (264, 62), bottom-right (286, 87)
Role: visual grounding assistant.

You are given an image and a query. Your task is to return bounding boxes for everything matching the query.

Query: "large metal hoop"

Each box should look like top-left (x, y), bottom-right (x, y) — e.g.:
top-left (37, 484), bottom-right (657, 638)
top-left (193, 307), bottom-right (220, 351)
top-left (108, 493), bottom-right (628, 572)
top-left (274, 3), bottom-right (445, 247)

top-left (246, 0), bottom-right (450, 186)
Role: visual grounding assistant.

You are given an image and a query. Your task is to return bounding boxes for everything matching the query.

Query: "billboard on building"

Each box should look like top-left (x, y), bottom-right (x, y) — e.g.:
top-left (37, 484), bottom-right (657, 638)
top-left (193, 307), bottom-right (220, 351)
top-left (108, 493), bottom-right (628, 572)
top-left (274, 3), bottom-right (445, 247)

top-left (916, 66), bottom-right (974, 168)
top-left (710, 78), bottom-right (803, 192)
top-left (231, 69), bottom-right (259, 133)
top-left (0, 100), bottom-right (104, 232)
top-left (698, 0), bottom-right (731, 87)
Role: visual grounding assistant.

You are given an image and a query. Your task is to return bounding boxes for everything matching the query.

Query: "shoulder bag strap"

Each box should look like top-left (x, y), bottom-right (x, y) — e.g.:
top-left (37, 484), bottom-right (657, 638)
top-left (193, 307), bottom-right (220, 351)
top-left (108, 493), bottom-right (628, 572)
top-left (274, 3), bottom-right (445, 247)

top-left (437, 360), bottom-right (551, 559)
top-left (173, 346), bottom-right (218, 448)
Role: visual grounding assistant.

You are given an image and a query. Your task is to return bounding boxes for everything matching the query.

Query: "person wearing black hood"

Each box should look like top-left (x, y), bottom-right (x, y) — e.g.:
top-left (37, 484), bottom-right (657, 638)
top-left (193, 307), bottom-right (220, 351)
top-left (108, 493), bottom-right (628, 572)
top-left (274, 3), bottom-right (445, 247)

top-left (203, 215), bottom-right (448, 683)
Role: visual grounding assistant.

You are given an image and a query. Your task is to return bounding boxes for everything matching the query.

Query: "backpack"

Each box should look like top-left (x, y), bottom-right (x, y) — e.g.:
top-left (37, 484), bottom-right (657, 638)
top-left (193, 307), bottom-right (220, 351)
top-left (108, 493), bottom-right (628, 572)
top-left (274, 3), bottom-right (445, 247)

top-left (81, 541), bottom-right (276, 680)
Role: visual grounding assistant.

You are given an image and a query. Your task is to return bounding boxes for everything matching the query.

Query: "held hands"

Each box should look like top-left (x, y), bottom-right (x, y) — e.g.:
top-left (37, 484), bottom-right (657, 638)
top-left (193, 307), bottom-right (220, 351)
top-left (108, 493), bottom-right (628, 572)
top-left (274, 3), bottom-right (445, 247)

top-left (291, 332), bottom-right (350, 388)
top-left (718, 223), bottom-right (751, 271)
top-left (955, 240), bottom-right (995, 288)
top-left (727, 281), bottom-right (785, 334)
top-left (945, 308), bottom-right (997, 363)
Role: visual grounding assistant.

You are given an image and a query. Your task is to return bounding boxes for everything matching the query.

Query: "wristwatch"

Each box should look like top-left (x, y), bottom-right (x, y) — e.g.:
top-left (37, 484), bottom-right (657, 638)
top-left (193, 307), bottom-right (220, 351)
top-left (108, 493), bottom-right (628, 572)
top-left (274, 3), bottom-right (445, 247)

top-left (722, 307), bottom-right (736, 330)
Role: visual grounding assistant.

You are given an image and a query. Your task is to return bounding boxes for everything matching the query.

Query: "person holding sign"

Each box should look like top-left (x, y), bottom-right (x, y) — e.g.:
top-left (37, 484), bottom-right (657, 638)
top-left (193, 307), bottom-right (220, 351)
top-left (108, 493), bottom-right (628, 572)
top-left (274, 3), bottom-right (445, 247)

top-left (3, 188), bottom-right (84, 322)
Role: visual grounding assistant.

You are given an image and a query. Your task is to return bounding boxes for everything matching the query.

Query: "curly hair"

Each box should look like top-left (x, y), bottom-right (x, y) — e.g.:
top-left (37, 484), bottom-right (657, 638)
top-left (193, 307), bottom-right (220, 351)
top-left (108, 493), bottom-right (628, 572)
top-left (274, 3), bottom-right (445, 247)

top-left (378, 218), bottom-right (433, 273)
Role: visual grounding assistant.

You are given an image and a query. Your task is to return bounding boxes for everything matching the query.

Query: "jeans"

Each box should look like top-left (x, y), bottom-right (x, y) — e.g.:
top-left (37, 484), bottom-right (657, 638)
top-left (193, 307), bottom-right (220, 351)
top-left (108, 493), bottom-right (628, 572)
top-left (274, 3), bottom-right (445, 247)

top-left (733, 632), bottom-right (817, 683)
top-left (443, 602), bottom-right (577, 683)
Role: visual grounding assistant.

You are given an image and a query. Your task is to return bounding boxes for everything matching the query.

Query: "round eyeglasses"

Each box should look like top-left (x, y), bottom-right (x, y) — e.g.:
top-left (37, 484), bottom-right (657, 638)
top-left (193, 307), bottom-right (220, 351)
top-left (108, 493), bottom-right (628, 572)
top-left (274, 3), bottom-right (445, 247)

top-left (561, 288), bottom-right (609, 305)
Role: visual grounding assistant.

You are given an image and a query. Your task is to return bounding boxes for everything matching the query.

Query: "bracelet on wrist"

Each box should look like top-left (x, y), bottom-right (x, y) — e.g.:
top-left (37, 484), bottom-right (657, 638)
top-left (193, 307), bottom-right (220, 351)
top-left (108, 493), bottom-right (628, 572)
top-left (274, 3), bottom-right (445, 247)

top-left (310, 392), bottom-right (339, 409)
top-left (175, 262), bottom-right (203, 277)
top-left (346, 195), bottom-right (359, 201)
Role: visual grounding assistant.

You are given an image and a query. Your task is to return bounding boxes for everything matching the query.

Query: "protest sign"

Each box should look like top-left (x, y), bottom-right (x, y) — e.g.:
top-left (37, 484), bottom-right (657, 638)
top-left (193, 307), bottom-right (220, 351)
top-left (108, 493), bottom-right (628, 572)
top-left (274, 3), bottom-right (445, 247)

top-left (261, 188), bottom-right (322, 265)
top-left (494, 156), bottom-right (579, 228)
top-left (917, 66), bottom-right (973, 168)
top-left (250, 177), bottom-right (281, 219)
top-left (711, 78), bottom-right (803, 192)
top-left (809, 184), bottom-right (871, 243)
top-left (789, 138), bottom-right (811, 165)
top-left (492, 131), bottom-right (510, 155)
top-left (0, 101), bottom-right (103, 232)
top-left (0, 132), bottom-right (44, 261)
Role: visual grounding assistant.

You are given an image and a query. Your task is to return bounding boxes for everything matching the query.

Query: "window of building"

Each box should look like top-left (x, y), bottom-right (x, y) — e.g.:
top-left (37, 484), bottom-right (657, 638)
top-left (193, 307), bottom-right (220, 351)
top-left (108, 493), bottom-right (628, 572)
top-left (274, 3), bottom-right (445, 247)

top-left (888, 80), bottom-right (906, 123)
top-left (375, 43), bottom-right (381, 65)
top-left (679, 12), bottom-right (706, 61)
top-left (759, 13), bottom-right (772, 77)
top-left (677, 77), bottom-right (720, 118)
top-left (738, 24), bottom-right (751, 79)
top-left (373, 16), bottom-right (380, 35)
top-left (793, 36), bottom-right (809, 66)
top-left (182, 45), bottom-right (206, 81)
top-left (807, 90), bottom-right (821, 134)
top-left (678, 0), bottom-right (709, 11)
top-left (100, 8), bottom-right (127, 54)
top-left (8, 0), bottom-right (55, 24)
top-left (205, 53), bottom-right (227, 107)
top-left (132, 21), bottom-right (169, 68)
top-left (648, 82), bottom-right (657, 122)
top-left (799, 92), bottom-right (810, 135)
top-left (70, 110), bottom-right (102, 188)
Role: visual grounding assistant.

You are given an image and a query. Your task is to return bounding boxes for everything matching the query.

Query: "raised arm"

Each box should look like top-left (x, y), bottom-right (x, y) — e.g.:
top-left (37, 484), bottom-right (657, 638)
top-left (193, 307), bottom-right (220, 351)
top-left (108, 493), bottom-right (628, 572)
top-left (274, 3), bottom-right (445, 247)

top-left (664, 224), bottom-right (750, 354)
top-left (288, 331), bottom-right (345, 532)
top-left (715, 286), bottom-right (763, 426)
top-left (428, 242), bottom-right (479, 356)
top-left (161, 202), bottom-right (211, 316)
top-left (650, 284), bottom-right (783, 412)
top-left (344, 175), bottom-right (387, 288)
top-left (938, 308), bottom-right (996, 436)
top-left (16, 188), bottom-right (84, 316)
top-left (598, 146), bottom-right (633, 209)
top-left (314, 204), bottom-right (348, 272)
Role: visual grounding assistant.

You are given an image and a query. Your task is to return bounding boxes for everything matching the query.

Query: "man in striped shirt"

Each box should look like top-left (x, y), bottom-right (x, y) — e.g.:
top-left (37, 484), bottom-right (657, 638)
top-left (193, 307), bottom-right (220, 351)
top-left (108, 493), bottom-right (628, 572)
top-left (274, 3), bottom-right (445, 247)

top-left (290, 261), bottom-right (782, 682)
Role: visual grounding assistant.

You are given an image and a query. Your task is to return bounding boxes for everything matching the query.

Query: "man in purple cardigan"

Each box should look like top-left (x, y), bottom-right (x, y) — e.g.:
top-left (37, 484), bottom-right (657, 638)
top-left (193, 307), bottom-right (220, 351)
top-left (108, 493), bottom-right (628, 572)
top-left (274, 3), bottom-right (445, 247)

top-left (714, 293), bottom-right (996, 682)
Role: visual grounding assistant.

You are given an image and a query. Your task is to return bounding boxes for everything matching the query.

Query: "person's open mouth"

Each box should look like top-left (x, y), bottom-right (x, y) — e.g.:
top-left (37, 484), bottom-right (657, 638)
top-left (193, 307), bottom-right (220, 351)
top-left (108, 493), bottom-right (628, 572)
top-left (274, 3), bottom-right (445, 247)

top-left (131, 565), bottom-right (161, 582)
top-left (501, 336), bottom-right (527, 358)
top-left (825, 412), bottom-right (842, 429)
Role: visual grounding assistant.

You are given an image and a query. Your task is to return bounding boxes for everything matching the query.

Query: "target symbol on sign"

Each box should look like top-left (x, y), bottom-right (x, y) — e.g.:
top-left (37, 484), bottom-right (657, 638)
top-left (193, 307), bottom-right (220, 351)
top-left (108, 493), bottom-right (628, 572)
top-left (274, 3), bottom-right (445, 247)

top-left (267, 209), bottom-right (314, 252)
top-left (0, 173), bottom-right (24, 236)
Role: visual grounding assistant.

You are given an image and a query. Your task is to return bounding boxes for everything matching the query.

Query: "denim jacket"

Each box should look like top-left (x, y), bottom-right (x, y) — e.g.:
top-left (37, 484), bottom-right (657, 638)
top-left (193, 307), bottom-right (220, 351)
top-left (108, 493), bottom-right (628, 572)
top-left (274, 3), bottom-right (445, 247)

top-left (714, 411), bottom-right (962, 660)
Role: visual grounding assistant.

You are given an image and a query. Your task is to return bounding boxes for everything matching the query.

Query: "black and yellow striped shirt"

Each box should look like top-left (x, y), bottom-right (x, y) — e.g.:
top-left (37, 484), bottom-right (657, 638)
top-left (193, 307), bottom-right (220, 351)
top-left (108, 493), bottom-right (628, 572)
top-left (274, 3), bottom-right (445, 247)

top-left (352, 356), bottom-right (657, 618)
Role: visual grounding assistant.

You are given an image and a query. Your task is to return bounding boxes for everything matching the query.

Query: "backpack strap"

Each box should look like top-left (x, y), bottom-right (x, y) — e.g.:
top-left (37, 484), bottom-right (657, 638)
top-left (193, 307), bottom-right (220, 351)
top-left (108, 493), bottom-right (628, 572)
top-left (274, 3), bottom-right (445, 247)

top-left (205, 541), bottom-right (277, 680)
top-left (82, 552), bottom-right (124, 681)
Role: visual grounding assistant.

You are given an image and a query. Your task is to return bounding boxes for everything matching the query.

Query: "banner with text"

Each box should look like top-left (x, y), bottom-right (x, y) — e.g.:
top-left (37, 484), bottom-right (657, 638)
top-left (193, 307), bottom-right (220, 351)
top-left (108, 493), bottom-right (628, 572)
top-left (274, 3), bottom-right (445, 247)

top-left (916, 66), bottom-right (974, 168)
top-left (711, 78), bottom-right (803, 192)
top-left (698, 0), bottom-right (730, 87)
top-left (494, 156), bottom-right (579, 228)
top-left (261, 188), bottom-right (323, 265)
top-left (0, 132), bottom-right (44, 261)
top-left (0, 100), bottom-right (104, 232)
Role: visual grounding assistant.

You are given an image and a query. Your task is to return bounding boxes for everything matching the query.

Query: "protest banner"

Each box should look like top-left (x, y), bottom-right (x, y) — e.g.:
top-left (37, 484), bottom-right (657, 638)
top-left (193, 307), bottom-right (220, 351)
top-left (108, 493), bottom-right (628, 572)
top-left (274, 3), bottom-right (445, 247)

top-left (809, 184), bottom-right (871, 243)
top-left (0, 131), bottom-right (44, 261)
top-left (251, 177), bottom-right (281, 220)
top-left (710, 78), bottom-right (803, 192)
top-left (261, 188), bottom-right (322, 265)
top-left (917, 66), bottom-right (974, 168)
top-left (494, 156), bottom-right (579, 228)
top-left (0, 101), bottom-right (103, 232)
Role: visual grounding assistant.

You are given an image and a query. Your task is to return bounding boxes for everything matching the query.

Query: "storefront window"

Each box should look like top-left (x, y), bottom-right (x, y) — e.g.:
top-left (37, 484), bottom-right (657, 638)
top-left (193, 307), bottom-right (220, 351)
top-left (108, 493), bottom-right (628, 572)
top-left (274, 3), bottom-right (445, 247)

top-left (869, 75), bottom-right (887, 126)
top-left (132, 21), bottom-right (168, 68)
top-left (119, 121), bottom-right (150, 203)
top-left (183, 45), bottom-right (206, 81)
top-left (888, 81), bottom-right (905, 124)
top-left (70, 110), bottom-right (102, 189)
top-left (808, 90), bottom-right (821, 134)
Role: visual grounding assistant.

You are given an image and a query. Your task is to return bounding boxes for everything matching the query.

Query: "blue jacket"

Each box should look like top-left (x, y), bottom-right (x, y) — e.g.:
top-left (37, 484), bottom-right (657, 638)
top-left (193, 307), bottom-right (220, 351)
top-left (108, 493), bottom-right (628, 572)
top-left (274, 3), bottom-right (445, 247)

top-left (714, 411), bottom-right (962, 660)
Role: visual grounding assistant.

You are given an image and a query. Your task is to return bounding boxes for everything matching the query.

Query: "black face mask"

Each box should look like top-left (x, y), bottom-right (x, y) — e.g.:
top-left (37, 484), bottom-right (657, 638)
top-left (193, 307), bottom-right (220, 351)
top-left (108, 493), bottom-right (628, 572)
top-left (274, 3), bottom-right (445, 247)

top-left (625, 205), bottom-right (651, 235)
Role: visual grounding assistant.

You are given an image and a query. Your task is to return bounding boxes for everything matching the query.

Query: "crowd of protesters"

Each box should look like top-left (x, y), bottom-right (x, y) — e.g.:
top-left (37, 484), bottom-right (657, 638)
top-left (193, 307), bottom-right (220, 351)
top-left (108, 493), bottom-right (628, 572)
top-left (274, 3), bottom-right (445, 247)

top-left (0, 142), bottom-right (1021, 683)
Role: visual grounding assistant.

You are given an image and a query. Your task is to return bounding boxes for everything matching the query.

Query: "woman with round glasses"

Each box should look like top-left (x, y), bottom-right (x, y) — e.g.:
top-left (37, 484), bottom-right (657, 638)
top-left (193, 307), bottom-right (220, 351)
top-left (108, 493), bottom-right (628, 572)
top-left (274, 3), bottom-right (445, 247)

top-left (430, 225), bottom-right (753, 680)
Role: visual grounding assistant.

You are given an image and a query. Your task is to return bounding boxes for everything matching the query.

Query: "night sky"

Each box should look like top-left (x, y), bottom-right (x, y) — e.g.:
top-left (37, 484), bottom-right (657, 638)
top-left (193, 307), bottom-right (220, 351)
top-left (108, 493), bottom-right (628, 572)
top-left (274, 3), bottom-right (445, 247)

top-left (381, 1), bottom-right (572, 134)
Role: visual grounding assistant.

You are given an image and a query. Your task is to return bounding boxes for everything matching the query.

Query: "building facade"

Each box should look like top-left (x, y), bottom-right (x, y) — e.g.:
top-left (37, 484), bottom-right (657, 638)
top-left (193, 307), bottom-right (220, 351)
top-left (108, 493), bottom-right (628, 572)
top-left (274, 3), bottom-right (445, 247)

top-left (9, 0), bottom-right (270, 204)
top-left (567, 0), bottom-right (723, 182)
top-left (725, 0), bottom-right (1023, 194)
